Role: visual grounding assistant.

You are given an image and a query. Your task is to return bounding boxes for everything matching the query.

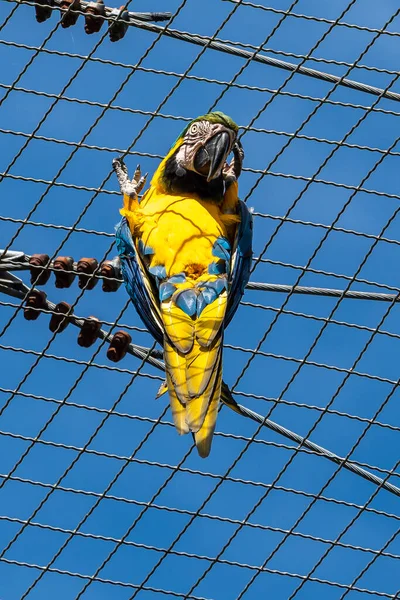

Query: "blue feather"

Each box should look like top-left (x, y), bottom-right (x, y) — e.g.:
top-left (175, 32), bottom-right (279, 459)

top-left (159, 282), bottom-right (176, 302)
top-left (149, 265), bottom-right (167, 280)
top-left (169, 272), bottom-right (186, 284)
top-left (200, 286), bottom-right (218, 305)
top-left (196, 278), bottom-right (227, 316)
top-left (175, 289), bottom-right (197, 317)
top-left (214, 276), bottom-right (228, 294)
top-left (196, 293), bottom-right (208, 317)
top-left (138, 239), bottom-right (154, 256)
top-left (212, 237), bottom-right (231, 261)
top-left (225, 201), bottom-right (253, 327)
top-left (115, 199), bottom-right (253, 344)
top-left (208, 260), bottom-right (226, 275)
top-left (115, 218), bottom-right (164, 345)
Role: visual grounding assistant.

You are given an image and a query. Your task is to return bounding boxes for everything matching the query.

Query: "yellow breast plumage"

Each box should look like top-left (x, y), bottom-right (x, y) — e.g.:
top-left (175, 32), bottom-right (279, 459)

top-left (113, 111), bottom-right (251, 458)
top-left (125, 189), bottom-right (229, 278)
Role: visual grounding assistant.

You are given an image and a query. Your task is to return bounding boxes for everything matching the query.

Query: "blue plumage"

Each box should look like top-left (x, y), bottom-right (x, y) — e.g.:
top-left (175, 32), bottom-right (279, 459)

top-left (149, 265), bottom-right (167, 279)
top-left (196, 293), bottom-right (208, 317)
top-left (199, 286), bottom-right (218, 306)
top-left (208, 260), bottom-right (226, 275)
top-left (175, 289), bottom-right (198, 317)
top-left (115, 198), bottom-right (253, 344)
top-left (113, 114), bottom-right (252, 458)
top-left (115, 218), bottom-right (164, 345)
top-left (212, 237), bottom-right (231, 262)
top-left (159, 281), bottom-right (176, 301)
top-left (169, 273), bottom-right (187, 284)
top-left (225, 200), bottom-right (253, 326)
top-left (138, 239), bottom-right (154, 256)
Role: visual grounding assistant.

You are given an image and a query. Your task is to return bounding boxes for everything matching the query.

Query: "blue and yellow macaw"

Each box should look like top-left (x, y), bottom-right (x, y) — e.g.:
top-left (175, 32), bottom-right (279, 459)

top-left (113, 112), bottom-right (253, 457)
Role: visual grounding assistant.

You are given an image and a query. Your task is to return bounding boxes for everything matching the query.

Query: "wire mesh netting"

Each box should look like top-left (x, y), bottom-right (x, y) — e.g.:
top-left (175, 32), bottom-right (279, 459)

top-left (1, 0), bottom-right (400, 598)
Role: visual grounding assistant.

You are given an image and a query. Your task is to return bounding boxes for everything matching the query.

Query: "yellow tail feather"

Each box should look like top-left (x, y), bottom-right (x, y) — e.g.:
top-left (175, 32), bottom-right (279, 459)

top-left (186, 337), bottom-right (221, 398)
top-left (162, 294), bottom-right (226, 458)
top-left (185, 339), bottom-right (222, 432)
top-left (161, 300), bottom-right (194, 354)
top-left (166, 369), bottom-right (189, 435)
top-left (164, 336), bottom-right (223, 457)
top-left (194, 355), bottom-right (223, 458)
top-left (195, 292), bottom-right (227, 347)
top-left (164, 341), bottom-right (189, 402)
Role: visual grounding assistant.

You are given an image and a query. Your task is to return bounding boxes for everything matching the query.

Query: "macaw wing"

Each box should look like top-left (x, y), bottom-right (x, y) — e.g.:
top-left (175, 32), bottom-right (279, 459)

top-left (226, 200), bottom-right (253, 327)
top-left (115, 217), bottom-right (164, 345)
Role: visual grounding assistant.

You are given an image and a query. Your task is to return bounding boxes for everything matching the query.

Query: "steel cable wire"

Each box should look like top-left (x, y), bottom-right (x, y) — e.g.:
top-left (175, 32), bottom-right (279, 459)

top-left (1, 1), bottom-right (399, 597)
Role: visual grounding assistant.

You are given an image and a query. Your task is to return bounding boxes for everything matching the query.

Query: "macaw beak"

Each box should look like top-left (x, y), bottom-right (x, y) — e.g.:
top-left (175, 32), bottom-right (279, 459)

top-left (194, 131), bottom-right (232, 182)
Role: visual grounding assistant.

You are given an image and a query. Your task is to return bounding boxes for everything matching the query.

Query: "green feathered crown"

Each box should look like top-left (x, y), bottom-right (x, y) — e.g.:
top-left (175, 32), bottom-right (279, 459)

top-left (174, 111), bottom-right (239, 147)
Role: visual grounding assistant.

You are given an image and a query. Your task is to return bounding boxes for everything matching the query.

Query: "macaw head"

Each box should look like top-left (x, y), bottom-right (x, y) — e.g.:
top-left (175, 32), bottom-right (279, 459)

top-left (173, 111), bottom-right (239, 182)
top-left (155, 111), bottom-right (241, 198)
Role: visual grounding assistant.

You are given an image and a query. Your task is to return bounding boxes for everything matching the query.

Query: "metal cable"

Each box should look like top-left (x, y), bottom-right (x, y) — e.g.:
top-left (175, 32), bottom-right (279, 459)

top-left (1, 0), bottom-right (399, 597)
top-left (4, 76), bottom-right (400, 122)
top-left (214, 15), bottom-right (400, 600)
top-left (0, 554), bottom-right (393, 598)
top-left (2, 470), bottom-right (399, 524)
top-left (100, 3), bottom-right (400, 596)
top-left (0, 183), bottom-right (400, 576)
top-left (2, 512), bottom-right (400, 563)
top-left (5, 113), bottom-right (400, 158)
top-left (12, 0), bottom-right (400, 76)
top-left (182, 5), bottom-right (400, 597)
top-left (6, 249), bottom-right (400, 299)
top-left (0, 1), bottom-right (281, 596)
top-left (0, 399), bottom-right (398, 476)
top-left (3, 158), bottom-right (400, 203)
top-left (11, 0), bottom-right (400, 80)
top-left (8, 1), bottom-right (400, 104)
top-left (60, 12), bottom-right (400, 104)
top-left (222, 0), bottom-right (400, 39)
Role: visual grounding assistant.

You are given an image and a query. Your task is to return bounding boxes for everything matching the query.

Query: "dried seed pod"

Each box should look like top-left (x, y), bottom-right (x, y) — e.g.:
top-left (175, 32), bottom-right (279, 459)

top-left (107, 330), bottom-right (131, 362)
top-left (24, 290), bottom-right (47, 321)
top-left (100, 257), bottom-right (121, 292)
top-left (60, 0), bottom-right (80, 28)
top-left (78, 317), bottom-right (101, 347)
top-left (53, 256), bottom-right (75, 289)
top-left (29, 254), bottom-right (51, 286)
top-left (35, 0), bottom-right (54, 23)
top-left (84, 0), bottom-right (105, 34)
top-left (108, 6), bottom-right (129, 42)
top-left (49, 301), bottom-right (73, 333)
top-left (77, 257), bottom-right (99, 290)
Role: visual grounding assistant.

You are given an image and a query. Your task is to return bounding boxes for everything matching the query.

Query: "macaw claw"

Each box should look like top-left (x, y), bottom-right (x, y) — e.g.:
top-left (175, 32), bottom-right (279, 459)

top-left (222, 140), bottom-right (244, 185)
top-left (155, 380), bottom-right (168, 399)
top-left (113, 156), bottom-right (148, 198)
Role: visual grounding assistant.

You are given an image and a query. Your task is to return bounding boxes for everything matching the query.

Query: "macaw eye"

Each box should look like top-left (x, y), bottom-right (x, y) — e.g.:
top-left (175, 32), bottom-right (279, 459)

top-left (190, 123), bottom-right (199, 135)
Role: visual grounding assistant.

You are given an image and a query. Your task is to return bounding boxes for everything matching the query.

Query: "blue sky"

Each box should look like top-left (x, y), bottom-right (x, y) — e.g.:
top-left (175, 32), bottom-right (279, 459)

top-left (1, 0), bottom-right (400, 598)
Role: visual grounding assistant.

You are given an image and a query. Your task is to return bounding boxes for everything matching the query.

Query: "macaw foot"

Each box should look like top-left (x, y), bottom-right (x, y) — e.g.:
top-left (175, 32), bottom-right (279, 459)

top-left (155, 379), bottom-right (168, 399)
top-left (112, 157), bottom-right (148, 199)
top-left (222, 140), bottom-right (244, 186)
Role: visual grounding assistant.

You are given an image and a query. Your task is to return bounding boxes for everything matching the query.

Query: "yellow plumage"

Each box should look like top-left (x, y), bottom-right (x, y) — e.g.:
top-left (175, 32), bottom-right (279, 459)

top-left (117, 115), bottom-right (243, 457)
top-left (122, 189), bottom-right (237, 277)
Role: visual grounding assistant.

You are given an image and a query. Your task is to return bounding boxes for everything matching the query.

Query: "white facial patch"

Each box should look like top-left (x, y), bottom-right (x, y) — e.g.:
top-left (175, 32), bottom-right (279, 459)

top-left (175, 121), bottom-right (236, 173)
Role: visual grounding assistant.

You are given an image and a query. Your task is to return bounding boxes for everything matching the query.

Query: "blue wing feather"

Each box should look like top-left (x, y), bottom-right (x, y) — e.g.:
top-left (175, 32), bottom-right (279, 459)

top-left (115, 200), bottom-right (252, 343)
top-left (115, 218), bottom-right (164, 345)
top-left (225, 200), bottom-right (253, 326)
